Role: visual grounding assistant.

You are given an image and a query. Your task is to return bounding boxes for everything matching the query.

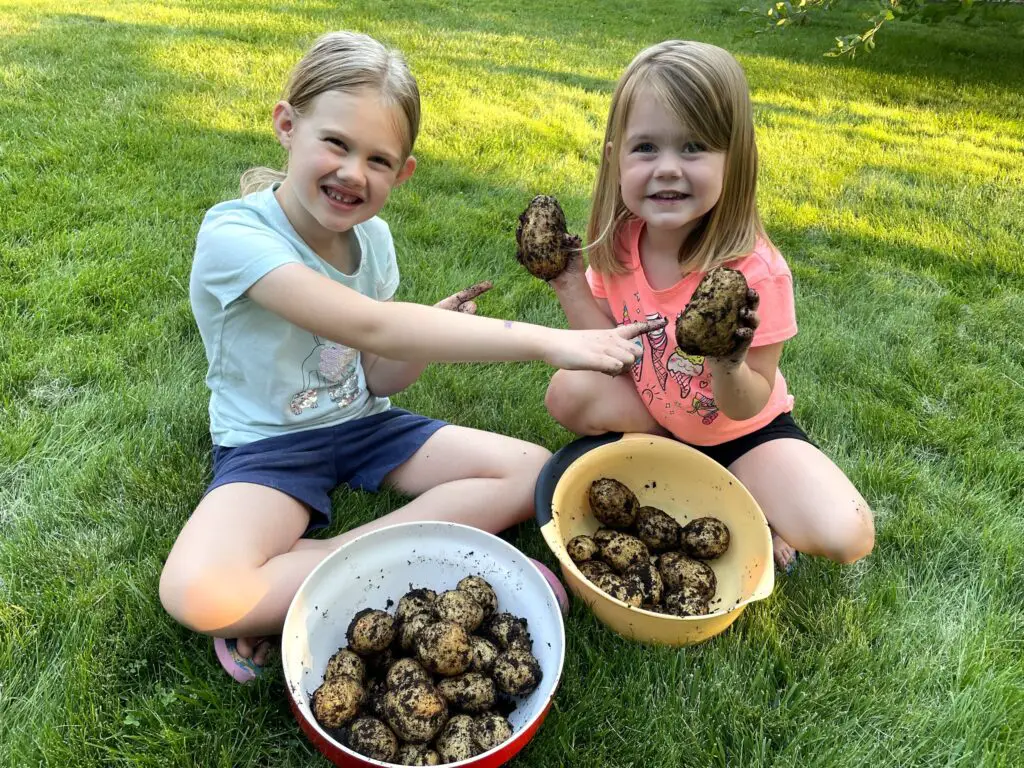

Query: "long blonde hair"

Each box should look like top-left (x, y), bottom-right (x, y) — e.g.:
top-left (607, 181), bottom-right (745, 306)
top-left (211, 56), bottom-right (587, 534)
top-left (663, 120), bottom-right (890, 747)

top-left (588, 40), bottom-right (766, 275)
top-left (240, 31), bottom-right (421, 196)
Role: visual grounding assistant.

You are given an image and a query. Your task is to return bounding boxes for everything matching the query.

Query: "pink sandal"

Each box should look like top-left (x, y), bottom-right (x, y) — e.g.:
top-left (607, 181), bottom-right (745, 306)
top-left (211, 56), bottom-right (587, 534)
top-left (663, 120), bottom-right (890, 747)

top-left (214, 637), bottom-right (271, 683)
top-left (528, 557), bottom-right (569, 616)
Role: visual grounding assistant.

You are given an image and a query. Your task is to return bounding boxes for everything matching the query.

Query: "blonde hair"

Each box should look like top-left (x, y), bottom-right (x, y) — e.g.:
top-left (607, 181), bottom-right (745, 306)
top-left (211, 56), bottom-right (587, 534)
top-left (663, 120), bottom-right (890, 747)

top-left (588, 40), bottom-right (766, 275)
top-left (240, 31), bottom-right (421, 196)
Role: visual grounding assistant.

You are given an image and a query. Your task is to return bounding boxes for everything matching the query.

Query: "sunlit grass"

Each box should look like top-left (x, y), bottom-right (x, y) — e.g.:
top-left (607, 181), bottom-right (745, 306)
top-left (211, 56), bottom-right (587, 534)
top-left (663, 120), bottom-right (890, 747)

top-left (2, 0), bottom-right (1023, 765)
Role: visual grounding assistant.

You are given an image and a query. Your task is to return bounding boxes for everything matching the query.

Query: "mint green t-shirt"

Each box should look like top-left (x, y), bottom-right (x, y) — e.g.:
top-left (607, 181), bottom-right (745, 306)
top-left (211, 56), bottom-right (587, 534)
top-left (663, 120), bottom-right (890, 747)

top-left (189, 186), bottom-right (397, 447)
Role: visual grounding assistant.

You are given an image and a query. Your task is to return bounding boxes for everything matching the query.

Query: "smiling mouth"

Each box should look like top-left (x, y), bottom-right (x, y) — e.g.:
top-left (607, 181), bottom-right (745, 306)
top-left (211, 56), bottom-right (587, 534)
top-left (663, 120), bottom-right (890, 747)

top-left (648, 191), bottom-right (689, 201)
top-left (322, 186), bottom-right (364, 205)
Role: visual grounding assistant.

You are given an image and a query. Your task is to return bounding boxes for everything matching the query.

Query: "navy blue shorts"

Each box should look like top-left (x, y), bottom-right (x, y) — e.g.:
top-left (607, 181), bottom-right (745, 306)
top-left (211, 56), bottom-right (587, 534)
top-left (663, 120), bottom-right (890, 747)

top-left (205, 409), bottom-right (447, 534)
top-left (685, 411), bottom-right (815, 469)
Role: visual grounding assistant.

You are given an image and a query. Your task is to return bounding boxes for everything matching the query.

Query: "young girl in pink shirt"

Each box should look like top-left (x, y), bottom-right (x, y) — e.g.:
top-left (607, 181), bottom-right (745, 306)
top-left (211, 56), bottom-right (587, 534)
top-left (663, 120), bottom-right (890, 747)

top-left (544, 40), bottom-right (874, 568)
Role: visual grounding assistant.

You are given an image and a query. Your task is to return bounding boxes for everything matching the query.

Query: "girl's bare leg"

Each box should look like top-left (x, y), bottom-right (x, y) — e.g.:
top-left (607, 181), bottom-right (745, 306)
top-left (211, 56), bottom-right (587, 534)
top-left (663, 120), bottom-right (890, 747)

top-left (159, 427), bottom-right (550, 655)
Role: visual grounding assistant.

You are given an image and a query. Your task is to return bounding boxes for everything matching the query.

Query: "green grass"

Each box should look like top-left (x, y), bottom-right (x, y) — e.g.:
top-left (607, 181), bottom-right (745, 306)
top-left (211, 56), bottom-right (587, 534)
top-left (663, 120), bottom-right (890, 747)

top-left (2, 0), bottom-right (1023, 765)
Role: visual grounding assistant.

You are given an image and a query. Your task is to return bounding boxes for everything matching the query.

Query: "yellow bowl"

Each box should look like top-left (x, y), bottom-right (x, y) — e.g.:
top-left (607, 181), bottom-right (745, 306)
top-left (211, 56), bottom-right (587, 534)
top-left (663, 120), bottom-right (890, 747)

top-left (535, 432), bottom-right (774, 646)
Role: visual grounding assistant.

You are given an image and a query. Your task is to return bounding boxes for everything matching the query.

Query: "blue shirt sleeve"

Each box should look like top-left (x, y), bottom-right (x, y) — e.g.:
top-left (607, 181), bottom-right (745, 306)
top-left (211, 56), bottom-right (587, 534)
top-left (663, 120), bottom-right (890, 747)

top-left (193, 210), bottom-right (303, 309)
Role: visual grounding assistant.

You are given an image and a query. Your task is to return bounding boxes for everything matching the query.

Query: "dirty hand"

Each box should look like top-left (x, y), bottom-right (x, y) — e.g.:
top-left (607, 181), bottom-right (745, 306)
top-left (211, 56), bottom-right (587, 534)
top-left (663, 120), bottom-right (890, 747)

top-left (710, 288), bottom-right (760, 369)
top-left (435, 281), bottom-right (493, 315)
top-left (545, 317), bottom-right (668, 376)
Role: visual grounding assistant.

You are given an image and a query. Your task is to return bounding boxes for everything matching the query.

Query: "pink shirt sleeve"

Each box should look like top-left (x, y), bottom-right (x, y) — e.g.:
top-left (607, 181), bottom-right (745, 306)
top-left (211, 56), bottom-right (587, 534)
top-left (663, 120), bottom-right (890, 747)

top-left (585, 264), bottom-right (608, 299)
top-left (742, 242), bottom-right (797, 347)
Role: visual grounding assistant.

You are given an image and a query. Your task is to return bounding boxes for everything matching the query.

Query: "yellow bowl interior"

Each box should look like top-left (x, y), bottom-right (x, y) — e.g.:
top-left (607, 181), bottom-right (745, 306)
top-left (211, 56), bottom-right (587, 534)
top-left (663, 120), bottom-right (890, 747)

top-left (542, 433), bottom-right (774, 645)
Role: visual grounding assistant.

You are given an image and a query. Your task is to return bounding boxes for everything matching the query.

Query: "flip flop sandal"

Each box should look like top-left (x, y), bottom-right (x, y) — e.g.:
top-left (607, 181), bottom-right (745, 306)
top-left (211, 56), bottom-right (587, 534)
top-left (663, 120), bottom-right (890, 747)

top-left (214, 637), bottom-right (270, 683)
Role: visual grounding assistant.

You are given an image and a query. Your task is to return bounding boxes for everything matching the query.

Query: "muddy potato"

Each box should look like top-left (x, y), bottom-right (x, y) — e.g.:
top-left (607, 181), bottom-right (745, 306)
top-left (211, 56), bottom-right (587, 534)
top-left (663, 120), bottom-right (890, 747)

top-left (311, 675), bottom-right (364, 728)
top-left (588, 478), bottom-right (639, 528)
top-left (600, 532), bottom-right (650, 573)
top-left (566, 534), bottom-right (599, 563)
top-left (347, 609), bottom-right (396, 656)
top-left (515, 194), bottom-right (581, 281)
top-left (492, 647), bottom-right (543, 696)
top-left (635, 506), bottom-right (683, 552)
top-left (347, 716), bottom-right (398, 762)
top-left (483, 612), bottom-right (531, 652)
top-left (437, 672), bottom-right (496, 714)
top-left (383, 681), bottom-right (449, 743)
top-left (398, 612), bottom-right (434, 652)
top-left (674, 267), bottom-right (753, 358)
top-left (394, 743), bottom-right (441, 765)
top-left (472, 713), bottom-right (514, 752)
top-left (416, 621), bottom-right (472, 676)
top-left (592, 527), bottom-right (618, 547)
top-left (434, 589), bottom-right (485, 632)
top-left (681, 516), bottom-right (731, 559)
top-left (664, 591), bottom-right (711, 617)
top-left (324, 648), bottom-right (365, 684)
top-left (592, 572), bottom-right (643, 607)
top-left (624, 561), bottom-right (664, 605)
top-left (469, 635), bottom-right (499, 675)
top-left (578, 560), bottom-right (612, 581)
top-left (396, 588), bottom-right (438, 623)
top-left (457, 575), bottom-right (498, 619)
top-left (386, 657), bottom-right (431, 690)
top-left (435, 714), bottom-right (480, 763)
top-left (657, 551), bottom-right (717, 600)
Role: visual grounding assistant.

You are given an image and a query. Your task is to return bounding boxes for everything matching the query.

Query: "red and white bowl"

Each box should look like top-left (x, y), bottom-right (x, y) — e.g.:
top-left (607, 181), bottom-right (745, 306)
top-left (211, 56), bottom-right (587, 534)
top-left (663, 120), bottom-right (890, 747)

top-left (282, 522), bottom-right (566, 767)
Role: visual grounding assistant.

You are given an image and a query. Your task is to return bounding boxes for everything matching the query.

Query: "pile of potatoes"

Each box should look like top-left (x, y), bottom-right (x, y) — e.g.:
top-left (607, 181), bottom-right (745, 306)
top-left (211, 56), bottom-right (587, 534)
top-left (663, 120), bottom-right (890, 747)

top-left (566, 478), bottom-right (731, 616)
top-left (309, 575), bottom-right (543, 765)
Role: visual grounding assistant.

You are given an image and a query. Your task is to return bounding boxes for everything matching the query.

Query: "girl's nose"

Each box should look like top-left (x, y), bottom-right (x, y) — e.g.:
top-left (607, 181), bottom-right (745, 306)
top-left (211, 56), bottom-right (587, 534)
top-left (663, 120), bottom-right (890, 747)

top-left (654, 157), bottom-right (682, 178)
top-left (335, 159), bottom-right (367, 188)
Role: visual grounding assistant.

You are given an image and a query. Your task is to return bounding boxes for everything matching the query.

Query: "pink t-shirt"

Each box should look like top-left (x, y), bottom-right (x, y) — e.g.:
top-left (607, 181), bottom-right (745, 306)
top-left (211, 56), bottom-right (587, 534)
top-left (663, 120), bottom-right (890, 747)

top-left (587, 219), bottom-right (797, 446)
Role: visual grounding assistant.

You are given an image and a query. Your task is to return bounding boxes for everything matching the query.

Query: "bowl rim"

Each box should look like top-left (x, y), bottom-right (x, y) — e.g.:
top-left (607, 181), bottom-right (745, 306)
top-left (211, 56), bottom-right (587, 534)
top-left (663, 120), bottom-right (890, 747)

top-left (281, 520), bottom-right (568, 767)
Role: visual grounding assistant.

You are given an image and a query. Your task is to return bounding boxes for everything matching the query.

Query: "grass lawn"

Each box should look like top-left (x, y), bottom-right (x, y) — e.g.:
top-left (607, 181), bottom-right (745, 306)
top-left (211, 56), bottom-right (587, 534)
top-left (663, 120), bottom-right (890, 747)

top-left (2, 0), bottom-right (1023, 765)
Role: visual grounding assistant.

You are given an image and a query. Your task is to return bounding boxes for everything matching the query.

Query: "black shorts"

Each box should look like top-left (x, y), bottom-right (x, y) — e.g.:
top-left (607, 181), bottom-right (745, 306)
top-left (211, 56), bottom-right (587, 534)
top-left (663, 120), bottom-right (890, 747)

top-left (684, 411), bottom-right (814, 469)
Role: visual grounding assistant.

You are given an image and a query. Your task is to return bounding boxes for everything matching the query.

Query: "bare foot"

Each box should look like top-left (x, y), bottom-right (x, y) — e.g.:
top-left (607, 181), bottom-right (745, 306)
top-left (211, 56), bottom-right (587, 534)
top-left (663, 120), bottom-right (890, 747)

top-left (236, 636), bottom-right (274, 665)
top-left (772, 531), bottom-right (798, 571)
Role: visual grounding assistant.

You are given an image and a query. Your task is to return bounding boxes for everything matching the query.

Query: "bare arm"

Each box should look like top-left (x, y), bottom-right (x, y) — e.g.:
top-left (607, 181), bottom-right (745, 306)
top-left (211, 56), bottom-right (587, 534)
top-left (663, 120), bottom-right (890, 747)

top-left (247, 263), bottom-right (663, 375)
top-left (547, 254), bottom-right (616, 330)
top-left (363, 283), bottom-right (491, 397)
top-left (705, 342), bottom-right (782, 421)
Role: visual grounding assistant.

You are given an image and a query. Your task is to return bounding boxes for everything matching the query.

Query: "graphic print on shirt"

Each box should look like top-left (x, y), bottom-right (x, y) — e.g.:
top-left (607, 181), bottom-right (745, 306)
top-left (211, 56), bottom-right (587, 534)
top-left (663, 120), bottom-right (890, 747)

top-left (624, 304), bottom-right (644, 382)
top-left (619, 296), bottom-right (720, 429)
top-left (288, 336), bottom-right (361, 415)
top-left (665, 348), bottom-right (705, 400)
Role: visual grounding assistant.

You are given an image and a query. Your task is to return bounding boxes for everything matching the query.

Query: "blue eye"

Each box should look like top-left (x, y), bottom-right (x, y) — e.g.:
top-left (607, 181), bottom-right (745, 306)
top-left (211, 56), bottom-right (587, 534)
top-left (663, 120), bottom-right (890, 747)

top-left (682, 141), bottom-right (706, 154)
top-left (632, 142), bottom-right (656, 154)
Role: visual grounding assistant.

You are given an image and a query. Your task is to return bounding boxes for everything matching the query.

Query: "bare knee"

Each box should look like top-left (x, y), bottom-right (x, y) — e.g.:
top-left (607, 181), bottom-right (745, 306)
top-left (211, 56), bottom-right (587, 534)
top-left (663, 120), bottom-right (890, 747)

top-left (504, 443), bottom-right (552, 525)
top-left (159, 559), bottom-right (242, 633)
top-left (545, 371), bottom-right (600, 435)
top-left (823, 502), bottom-right (875, 564)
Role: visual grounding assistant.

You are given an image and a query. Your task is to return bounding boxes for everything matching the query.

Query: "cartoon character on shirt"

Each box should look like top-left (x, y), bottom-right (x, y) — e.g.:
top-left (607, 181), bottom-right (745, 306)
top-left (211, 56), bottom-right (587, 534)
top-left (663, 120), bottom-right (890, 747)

top-left (687, 392), bottom-right (720, 425)
top-left (289, 337), bottom-right (362, 415)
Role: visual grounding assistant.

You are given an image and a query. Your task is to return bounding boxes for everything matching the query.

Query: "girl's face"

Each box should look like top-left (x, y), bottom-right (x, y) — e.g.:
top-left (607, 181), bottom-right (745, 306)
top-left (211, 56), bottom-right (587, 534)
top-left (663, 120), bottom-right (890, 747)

top-left (273, 89), bottom-right (416, 239)
top-left (614, 89), bottom-right (725, 238)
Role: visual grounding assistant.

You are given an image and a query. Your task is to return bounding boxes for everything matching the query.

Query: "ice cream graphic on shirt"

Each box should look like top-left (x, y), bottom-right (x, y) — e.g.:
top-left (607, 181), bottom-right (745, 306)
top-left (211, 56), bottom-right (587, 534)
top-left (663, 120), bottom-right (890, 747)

top-left (289, 337), bottom-right (361, 415)
top-left (688, 392), bottom-right (720, 425)
top-left (646, 312), bottom-right (670, 390)
top-left (665, 347), bottom-right (705, 399)
top-left (624, 304), bottom-right (644, 382)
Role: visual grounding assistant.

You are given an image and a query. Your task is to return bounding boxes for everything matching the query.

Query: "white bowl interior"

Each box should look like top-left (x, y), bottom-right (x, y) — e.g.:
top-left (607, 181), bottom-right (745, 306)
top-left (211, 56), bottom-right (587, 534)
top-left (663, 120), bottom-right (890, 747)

top-left (282, 522), bottom-right (566, 763)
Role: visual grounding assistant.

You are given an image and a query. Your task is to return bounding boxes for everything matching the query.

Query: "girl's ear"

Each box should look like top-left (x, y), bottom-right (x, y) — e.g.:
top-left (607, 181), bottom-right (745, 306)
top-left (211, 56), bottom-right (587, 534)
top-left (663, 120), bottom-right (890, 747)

top-left (394, 155), bottom-right (417, 187)
top-left (272, 101), bottom-right (296, 149)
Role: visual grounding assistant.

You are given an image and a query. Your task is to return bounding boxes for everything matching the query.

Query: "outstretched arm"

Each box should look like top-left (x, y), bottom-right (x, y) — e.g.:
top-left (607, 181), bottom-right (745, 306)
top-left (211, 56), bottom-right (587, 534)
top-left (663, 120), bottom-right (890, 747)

top-left (363, 282), bottom-right (493, 397)
top-left (247, 263), bottom-right (663, 375)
